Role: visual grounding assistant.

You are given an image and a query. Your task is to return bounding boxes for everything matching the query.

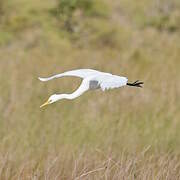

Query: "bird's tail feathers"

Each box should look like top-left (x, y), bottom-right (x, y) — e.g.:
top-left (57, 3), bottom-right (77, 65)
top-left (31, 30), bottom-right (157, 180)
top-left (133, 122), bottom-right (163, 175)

top-left (127, 80), bottom-right (144, 88)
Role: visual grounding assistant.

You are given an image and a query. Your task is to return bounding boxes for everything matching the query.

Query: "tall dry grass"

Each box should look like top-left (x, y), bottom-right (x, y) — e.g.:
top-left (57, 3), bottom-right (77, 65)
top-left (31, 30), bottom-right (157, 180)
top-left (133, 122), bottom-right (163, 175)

top-left (0, 148), bottom-right (180, 179)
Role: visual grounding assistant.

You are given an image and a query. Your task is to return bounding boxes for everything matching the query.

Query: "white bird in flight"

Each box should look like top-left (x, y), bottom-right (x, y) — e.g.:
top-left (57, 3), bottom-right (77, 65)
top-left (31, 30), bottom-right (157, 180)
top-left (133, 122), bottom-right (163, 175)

top-left (39, 69), bottom-right (143, 108)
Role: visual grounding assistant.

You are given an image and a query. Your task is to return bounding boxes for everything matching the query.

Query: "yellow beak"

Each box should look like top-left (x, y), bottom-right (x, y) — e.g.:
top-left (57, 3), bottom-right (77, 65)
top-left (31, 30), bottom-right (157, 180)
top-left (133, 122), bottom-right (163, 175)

top-left (40, 100), bottom-right (50, 108)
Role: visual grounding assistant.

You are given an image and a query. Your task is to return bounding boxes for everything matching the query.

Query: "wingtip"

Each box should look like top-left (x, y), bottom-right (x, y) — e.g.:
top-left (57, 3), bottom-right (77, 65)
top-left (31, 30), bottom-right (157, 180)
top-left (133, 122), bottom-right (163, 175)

top-left (38, 77), bottom-right (46, 81)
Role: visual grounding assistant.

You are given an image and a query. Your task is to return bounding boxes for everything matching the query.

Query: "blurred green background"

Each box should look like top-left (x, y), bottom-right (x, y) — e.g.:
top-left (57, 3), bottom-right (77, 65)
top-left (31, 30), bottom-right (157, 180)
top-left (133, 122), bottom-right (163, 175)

top-left (0, 0), bottom-right (180, 179)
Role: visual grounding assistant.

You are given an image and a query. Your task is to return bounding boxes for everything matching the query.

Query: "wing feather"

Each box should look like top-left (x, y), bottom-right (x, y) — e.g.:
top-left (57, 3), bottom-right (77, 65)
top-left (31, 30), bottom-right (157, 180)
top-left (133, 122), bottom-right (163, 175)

top-left (38, 69), bottom-right (101, 82)
top-left (93, 75), bottom-right (128, 91)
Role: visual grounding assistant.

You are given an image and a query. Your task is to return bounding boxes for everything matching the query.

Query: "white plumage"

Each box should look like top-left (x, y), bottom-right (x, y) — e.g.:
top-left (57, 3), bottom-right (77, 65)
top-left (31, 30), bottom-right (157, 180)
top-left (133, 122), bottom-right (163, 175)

top-left (39, 69), bottom-right (143, 107)
top-left (39, 69), bottom-right (102, 81)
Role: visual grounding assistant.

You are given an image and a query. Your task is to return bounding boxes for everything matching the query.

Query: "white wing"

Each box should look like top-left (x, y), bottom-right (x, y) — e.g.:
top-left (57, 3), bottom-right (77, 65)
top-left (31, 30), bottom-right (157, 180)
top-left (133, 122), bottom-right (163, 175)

top-left (93, 74), bottom-right (128, 91)
top-left (38, 69), bottom-right (102, 82)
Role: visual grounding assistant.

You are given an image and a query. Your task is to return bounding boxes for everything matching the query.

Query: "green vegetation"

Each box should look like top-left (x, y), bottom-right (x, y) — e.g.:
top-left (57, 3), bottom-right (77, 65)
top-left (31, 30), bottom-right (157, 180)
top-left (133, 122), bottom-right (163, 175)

top-left (0, 0), bottom-right (180, 178)
top-left (56, 0), bottom-right (108, 30)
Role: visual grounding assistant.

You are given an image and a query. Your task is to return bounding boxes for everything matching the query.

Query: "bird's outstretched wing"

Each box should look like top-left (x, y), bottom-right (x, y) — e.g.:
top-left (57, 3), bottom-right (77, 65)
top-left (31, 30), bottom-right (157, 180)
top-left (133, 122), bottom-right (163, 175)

top-left (39, 69), bottom-right (101, 82)
top-left (94, 75), bottom-right (128, 91)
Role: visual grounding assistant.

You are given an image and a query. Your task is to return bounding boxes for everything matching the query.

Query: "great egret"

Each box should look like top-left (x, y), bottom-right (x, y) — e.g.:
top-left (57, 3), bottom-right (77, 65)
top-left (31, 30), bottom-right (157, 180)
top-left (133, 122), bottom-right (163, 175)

top-left (39, 69), bottom-right (143, 108)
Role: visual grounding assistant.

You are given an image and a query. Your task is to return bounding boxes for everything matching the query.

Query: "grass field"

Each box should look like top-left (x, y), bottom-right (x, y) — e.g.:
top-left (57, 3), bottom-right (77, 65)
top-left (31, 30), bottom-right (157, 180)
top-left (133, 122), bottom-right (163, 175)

top-left (0, 0), bottom-right (180, 179)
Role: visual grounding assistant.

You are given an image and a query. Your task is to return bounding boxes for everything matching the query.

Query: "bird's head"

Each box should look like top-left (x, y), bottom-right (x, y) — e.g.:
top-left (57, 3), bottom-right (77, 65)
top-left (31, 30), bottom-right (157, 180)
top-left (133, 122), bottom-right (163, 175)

top-left (40, 94), bottom-right (59, 108)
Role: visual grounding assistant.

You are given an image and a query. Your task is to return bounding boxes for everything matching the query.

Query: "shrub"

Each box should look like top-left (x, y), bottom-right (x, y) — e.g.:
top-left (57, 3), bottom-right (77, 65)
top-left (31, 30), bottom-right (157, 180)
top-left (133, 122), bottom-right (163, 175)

top-left (56, 0), bottom-right (108, 32)
top-left (0, 0), bottom-right (5, 23)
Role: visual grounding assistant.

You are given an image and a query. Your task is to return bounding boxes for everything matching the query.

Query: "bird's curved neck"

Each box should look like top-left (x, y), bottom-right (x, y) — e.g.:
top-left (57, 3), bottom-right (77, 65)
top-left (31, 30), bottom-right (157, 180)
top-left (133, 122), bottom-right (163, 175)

top-left (56, 92), bottom-right (83, 100)
top-left (55, 94), bottom-right (70, 100)
top-left (55, 80), bottom-right (89, 101)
